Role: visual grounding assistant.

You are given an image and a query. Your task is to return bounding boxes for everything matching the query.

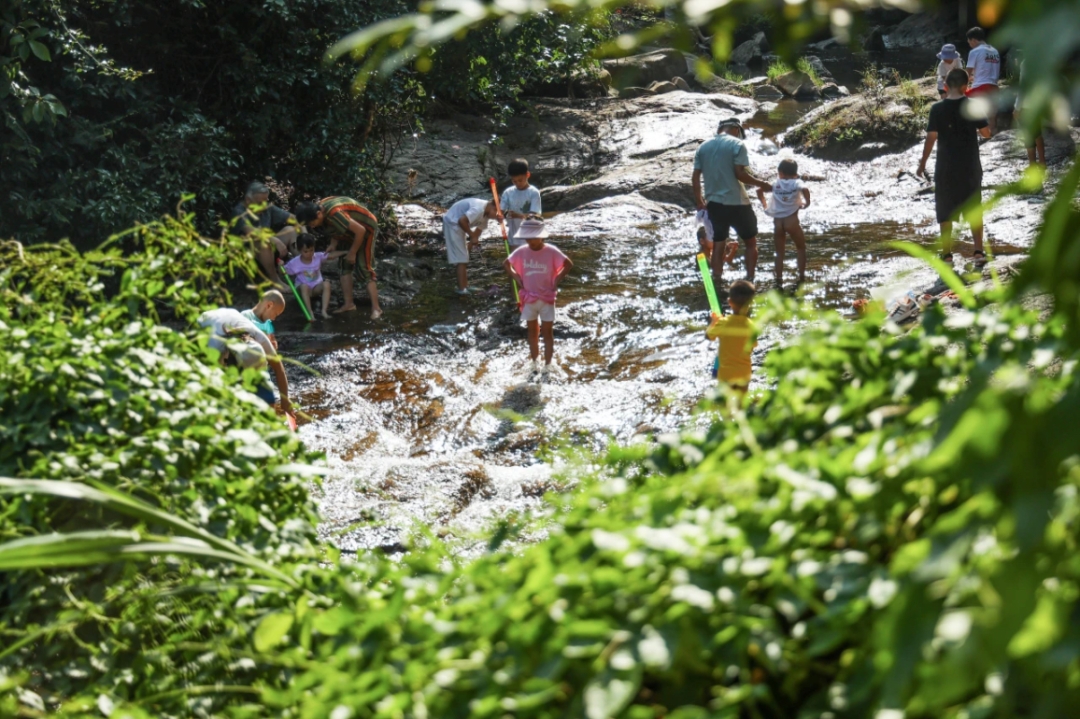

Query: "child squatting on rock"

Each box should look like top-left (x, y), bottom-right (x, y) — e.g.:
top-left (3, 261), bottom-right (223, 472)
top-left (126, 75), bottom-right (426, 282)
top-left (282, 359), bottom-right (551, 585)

top-left (284, 234), bottom-right (347, 319)
top-left (756, 158), bottom-right (811, 288)
top-left (706, 279), bottom-right (757, 395)
top-left (443, 197), bottom-right (499, 295)
top-left (503, 218), bottom-right (573, 377)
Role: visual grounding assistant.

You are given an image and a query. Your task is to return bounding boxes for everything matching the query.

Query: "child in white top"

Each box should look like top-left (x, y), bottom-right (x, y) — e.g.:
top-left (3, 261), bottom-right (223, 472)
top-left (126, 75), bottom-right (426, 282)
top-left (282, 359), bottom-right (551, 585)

top-left (756, 158), bottom-right (811, 288)
top-left (499, 158), bottom-right (543, 245)
top-left (443, 198), bottom-right (498, 294)
top-left (935, 44), bottom-right (963, 98)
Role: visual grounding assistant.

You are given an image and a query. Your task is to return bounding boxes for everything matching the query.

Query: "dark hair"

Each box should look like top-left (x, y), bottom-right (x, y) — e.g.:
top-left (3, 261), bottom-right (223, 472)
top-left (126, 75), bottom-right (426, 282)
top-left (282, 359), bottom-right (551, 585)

top-left (946, 68), bottom-right (969, 90)
top-left (507, 158), bottom-right (530, 177)
top-left (293, 201), bottom-right (320, 224)
top-left (296, 233), bottom-right (316, 250)
top-left (966, 26), bottom-right (986, 41)
top-left (778, 159), bottom-right (798, 176)
top-left (729, 279), bottom-right (756, 307)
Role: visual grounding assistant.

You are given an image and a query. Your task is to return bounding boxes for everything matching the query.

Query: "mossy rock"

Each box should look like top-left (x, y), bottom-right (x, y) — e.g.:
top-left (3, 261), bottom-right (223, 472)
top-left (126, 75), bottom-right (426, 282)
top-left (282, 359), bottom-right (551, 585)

top-left (783, 76), bottom-right (938, 160)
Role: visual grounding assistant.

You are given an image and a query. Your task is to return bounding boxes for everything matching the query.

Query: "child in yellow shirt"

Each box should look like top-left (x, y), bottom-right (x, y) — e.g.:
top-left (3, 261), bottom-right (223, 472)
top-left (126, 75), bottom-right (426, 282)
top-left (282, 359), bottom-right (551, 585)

top-left (706, 280), bottom-right (757, 392)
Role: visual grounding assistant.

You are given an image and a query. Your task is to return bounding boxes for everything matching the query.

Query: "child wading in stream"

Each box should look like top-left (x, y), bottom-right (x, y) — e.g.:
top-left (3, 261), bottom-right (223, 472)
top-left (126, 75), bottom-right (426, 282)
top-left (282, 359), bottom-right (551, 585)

top-left (504, 218), bottom-right (572, 378)
top-left (443, 198), bottom-right (498, 295)
top-left (756, 159), bottom-right (810, 288)
top-left (499, 158), bottom-right (543, 245)
top-left (283, 234), bottom-right (346, 319)
top-left (706, 279), bottom-right (757, 395)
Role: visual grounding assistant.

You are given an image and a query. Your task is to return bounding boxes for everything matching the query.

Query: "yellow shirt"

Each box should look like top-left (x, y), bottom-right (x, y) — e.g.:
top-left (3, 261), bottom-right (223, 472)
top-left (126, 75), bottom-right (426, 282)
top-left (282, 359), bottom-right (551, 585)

top-left (706, 314), bottom-right (756, 384)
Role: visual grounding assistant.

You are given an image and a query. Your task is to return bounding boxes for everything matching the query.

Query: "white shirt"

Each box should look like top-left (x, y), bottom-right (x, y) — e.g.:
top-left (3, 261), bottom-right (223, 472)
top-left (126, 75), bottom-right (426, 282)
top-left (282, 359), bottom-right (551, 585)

top-left (499, 185), bottom-right (542, 244)
top-left (198, 308), bottom-right (274, 357)
top-left (765, 178), bottom-right (806, 219)
top-left (936, 58), bottom-right (963, 91)
top-left (443, 198), bottom-right (490, 232)
top-left (966, 43), bottom-right (1001, 88)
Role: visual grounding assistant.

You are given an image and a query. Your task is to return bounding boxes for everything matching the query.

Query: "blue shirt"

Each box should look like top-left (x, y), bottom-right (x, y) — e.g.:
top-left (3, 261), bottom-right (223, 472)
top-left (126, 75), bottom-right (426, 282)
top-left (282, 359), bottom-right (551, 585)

top-left (693, 134), bottom-right (751, 206)
top-left (241, 309), bottom-right (275, 337)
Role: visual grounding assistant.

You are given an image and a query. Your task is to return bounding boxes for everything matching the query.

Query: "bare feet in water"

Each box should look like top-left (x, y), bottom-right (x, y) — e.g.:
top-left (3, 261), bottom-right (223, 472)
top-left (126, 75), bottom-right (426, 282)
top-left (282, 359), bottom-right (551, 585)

top-left (334, 304), bottom-right (357, 314)
top-left (370, 308), bottom-right (383, 320)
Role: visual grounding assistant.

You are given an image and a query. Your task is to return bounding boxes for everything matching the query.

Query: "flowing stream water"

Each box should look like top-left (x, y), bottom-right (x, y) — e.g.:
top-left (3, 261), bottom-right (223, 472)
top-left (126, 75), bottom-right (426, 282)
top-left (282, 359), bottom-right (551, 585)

top-left (273, 66), bottom-right (1050, 556)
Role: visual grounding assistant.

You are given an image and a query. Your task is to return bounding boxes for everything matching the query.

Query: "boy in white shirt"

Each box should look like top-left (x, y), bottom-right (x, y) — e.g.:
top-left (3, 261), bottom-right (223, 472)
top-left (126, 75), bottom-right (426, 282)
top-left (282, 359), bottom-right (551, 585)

top-left (443, 197), bottom-right (498, 294)
top-left (499, 158), bottom-right (543, 245)
top-left (756, 159), bottom-right (811, 288)
top-left (965, 26), bottom-right (1002, 135)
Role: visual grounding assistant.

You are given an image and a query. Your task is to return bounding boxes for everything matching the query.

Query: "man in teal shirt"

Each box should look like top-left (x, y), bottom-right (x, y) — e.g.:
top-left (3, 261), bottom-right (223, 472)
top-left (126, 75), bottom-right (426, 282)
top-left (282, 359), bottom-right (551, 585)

top-left (692, 118), bottom-right (772, 285)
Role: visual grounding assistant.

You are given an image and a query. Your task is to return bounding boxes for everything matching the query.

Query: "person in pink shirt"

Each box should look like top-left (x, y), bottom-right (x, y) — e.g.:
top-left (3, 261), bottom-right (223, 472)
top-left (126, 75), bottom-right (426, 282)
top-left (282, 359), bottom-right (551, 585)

top-left (283, 234), bottom-right (346, 319)
top-left (503, 218), bottom-right (573, 377)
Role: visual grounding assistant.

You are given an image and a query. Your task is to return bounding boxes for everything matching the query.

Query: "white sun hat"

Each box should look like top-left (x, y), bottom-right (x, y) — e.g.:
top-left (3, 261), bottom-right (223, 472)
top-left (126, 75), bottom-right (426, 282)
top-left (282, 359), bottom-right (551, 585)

top-left (515, 218), bottom-right (549, 239)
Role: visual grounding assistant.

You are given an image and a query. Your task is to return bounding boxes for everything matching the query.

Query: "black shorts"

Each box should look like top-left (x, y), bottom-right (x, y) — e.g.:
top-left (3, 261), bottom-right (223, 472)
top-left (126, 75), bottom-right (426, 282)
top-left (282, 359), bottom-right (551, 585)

top-left (706, 202), bottom-right (758, 242)
top-left (934, 175), bottom-right (982, 223)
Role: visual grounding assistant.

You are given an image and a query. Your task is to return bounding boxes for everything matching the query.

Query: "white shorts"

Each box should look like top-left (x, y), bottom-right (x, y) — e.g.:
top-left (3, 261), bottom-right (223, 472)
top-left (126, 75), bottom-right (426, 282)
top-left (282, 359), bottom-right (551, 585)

top-left (521, 301), bottom-right (555, 323)
top-left (444, 222), bottom-right (469, 265)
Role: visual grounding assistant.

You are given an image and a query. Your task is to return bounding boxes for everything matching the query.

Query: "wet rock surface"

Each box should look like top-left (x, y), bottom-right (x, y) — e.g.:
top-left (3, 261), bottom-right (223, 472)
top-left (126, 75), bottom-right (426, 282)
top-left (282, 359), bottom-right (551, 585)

top-left (885, 8), bottom-right (958, 50)
top-left (389, 91), bottom-right (756, 213)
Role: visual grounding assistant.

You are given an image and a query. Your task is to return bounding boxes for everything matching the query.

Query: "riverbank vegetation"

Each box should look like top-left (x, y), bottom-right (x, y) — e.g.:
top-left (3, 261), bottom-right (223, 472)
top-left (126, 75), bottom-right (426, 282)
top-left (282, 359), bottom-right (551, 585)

top-left (6, 0), bottom-right (1080, 716)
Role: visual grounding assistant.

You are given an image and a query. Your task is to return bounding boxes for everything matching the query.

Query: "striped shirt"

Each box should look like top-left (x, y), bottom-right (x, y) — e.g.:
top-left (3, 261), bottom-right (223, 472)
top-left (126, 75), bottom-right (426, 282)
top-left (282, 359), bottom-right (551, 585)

top-left (319, 197), bottom-right (378, 238)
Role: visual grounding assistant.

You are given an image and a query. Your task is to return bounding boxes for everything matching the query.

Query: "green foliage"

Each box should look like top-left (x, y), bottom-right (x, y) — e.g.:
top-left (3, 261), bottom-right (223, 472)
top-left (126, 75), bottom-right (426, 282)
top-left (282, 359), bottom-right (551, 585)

top-left (1, 0), bottom-right (424, 245)
top-left (766, 58), bottom-right (791, 84)
top-left (423, 10), bottom-right (612, 118)
top-left (0, 215), bottom-right (321, 716)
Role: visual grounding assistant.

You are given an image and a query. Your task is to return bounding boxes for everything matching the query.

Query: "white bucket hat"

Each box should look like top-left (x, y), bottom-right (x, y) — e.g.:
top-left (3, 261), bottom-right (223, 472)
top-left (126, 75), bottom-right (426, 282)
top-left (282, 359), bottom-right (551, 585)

top-left (515, 218), bottom-right (549, 239)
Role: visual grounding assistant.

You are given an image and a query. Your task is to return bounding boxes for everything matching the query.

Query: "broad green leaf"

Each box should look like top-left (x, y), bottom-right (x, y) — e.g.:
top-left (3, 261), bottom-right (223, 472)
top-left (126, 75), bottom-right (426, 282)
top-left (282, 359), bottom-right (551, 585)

top-left (29, 40), bottom-right (51, 62)
top-left (254, 612), bottom-right (294, 652)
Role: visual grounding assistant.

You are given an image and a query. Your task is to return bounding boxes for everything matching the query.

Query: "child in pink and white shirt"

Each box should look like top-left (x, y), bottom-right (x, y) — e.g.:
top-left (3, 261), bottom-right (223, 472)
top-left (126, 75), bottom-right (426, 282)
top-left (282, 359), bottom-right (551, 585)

top-left (504, 218), bottom-right (573, 376)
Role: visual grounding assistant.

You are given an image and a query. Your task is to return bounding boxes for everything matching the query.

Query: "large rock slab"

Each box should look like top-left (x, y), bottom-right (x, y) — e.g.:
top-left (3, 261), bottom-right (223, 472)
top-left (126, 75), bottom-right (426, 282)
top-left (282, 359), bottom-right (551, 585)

top-left (602, 49), bottom-right (687, 90)
top-left (885, 9), bottom-right (956, 50)
top-left (386, 90), bottom-right (756, 212)
top-left (775, 71), bottom-right (816, 97)
top-left (729, 31), bottom-right (770, 67)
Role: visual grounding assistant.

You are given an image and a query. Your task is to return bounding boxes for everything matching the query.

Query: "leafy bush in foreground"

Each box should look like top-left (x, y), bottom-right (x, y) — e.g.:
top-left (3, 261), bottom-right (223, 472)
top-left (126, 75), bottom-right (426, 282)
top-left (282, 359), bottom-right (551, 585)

top-left (3, 176), bottom-right (1080, 716)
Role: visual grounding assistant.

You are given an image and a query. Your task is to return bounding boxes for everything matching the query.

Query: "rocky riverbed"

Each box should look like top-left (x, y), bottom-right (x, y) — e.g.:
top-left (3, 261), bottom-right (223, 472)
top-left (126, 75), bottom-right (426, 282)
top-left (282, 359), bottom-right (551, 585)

top-left (271, 66), bottom-right (1075, 557)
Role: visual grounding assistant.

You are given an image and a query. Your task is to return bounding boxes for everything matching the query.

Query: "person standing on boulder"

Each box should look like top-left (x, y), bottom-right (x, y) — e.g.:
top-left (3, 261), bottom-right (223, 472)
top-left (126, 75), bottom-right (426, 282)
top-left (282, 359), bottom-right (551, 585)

top-left (917, 68), bottom-right (992, 269)
top-left (692, 118), bottom-right (772, 287)
top-left (964, 27), bottom-right (1002, 135)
